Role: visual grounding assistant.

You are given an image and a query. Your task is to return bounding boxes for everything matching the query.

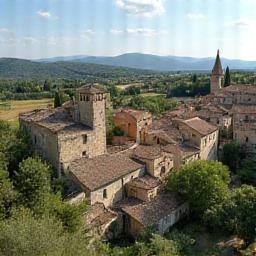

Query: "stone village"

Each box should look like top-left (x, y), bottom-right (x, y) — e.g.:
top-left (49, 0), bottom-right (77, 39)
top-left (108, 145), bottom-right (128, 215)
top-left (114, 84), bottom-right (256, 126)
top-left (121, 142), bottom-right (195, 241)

top-left (19, 51), bottom-right (256, 240)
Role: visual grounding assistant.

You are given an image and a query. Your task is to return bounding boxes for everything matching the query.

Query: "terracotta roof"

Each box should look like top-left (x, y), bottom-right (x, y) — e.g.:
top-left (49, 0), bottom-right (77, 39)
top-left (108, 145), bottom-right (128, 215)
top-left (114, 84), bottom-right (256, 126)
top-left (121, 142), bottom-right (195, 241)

top-left (212, 50), bottom-right (223, 75)
top-left (181, 117), bottom-right (218, 136)
top-left (76, 83), bottom-right (107, 94)
top-left (118, 193), bottom-right (185, 227)
top-left (222, 84), bottom-right (256, 93)
top-left (69, 152), bottom-right (144, 191)
top-left (117, 108), bottom-right (152, 121)
top-left (127, 175), bottom-right (162, 190)
top-left (19, 108), bottom-right (91, 133)
top-left (231, 105), bottom-right (256, 114)
top-left (133, 145), bottom-right (162, 160)
top-left (163, 144), bottom-right (200, 158)
top-left (85, 203), bottom-right (117, 228)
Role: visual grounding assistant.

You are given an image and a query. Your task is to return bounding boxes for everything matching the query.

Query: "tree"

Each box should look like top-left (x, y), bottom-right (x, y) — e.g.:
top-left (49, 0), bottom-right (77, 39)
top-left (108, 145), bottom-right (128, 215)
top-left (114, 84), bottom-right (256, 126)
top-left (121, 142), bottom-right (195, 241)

top-left (168, 160), bottom-right (230, 217)
top-left (237, 158), bottom-right (256, 185)
top-left (224, 66), bottom-right (231, 87)
top-left (43, 80), bottom-right (51, 91)
top-left (14, 157), bottom-right (51, 211)
top-left (0, 156), bottom-right (16, 219)
top-left (54, 91), bottom-right (62, 108)
top-left (0, 209), bottom-right (90, 256)
top-left (221, 141), bottom-right (242, 172)
top-left (205, 185), bottom-right (256, 242)
top-left (192, 74), bottom-right (197, 83)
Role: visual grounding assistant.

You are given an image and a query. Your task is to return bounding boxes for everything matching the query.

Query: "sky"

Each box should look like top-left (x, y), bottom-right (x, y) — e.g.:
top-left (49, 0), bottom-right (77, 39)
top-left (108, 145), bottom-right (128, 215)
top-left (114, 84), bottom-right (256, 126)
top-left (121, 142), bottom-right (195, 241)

top-left (0, 0), bottom-right (256, 60)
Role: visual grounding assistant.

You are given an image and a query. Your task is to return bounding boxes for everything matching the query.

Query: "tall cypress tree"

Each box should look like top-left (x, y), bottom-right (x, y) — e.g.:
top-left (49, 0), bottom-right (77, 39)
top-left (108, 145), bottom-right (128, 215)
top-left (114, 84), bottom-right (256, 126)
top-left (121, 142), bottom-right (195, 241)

top-left (224, 66), bottom-right (231, 87)
top-left (54, 91), bottom-right (61, 108)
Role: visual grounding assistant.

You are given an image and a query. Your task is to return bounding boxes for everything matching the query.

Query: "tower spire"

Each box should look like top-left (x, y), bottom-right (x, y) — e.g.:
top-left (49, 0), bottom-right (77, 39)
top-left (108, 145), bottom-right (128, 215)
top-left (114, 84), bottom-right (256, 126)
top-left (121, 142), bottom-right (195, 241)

top-left (212, 49), bottom-right (223, 75)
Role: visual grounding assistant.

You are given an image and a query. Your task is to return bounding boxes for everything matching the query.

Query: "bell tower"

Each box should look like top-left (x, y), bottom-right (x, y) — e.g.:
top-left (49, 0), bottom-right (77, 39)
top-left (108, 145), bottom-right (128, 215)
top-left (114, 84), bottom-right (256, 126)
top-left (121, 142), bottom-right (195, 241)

top-left (76, 83), bottom-right (107, 155)
top-left (211, 50), bottom-right (224, 94)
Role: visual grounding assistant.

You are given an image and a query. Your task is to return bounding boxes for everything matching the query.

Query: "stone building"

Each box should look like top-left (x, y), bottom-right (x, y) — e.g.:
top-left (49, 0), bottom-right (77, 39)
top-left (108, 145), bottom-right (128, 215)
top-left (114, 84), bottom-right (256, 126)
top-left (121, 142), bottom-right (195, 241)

top-left (113, 109), bottom-right (152, 143)
top-left (232, 105), bottom-right (256, 153)
top-left (19, 84), bottom-right (107, 175)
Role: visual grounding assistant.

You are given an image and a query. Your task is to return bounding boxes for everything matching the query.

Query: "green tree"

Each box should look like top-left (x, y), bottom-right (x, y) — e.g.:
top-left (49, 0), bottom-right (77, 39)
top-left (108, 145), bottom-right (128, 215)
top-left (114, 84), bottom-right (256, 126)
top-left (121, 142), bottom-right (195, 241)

top-left (205, 185), bottom-right (256, 242)
top-left (0, 156), bottom-right (16, 219)
top-left (221, 141), bottom-right (242, 172)
top-left (14, 157), bottom-right (51, 211)
top-left (0, 209), bottom-right (90, 256)
top-left (237, 158), bottom-right (256, 184)
top-left (224, 66), bottom-right (231, 87)
top-left (54, 91), bottom-right (62, 108)
top-left (168, 160), bottom-right (230, 217)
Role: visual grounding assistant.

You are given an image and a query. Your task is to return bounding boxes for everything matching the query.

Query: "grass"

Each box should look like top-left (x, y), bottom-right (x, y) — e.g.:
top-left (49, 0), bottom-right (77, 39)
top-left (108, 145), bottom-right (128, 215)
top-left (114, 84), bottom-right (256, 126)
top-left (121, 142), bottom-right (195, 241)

top-left (0, 99), bottom-right (53, 122)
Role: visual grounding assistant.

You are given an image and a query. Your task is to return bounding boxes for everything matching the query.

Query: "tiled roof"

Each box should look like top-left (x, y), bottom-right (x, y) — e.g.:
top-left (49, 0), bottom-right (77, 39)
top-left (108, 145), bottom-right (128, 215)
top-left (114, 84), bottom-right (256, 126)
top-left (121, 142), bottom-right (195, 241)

top-left (181, 117), bottom-right (218, 136)
top-left (133, 145), bottom-right (162, 160)
top-left (19, 108), bottom-right (91, 133)
top-left (85, 203), bottom-right (117, 229)
top-left (127, 175), bottom-right (162, 190)
top-left (118, 193), bottom-right (185, 227)
top-left (69, 152), bottom-right (144, 191)
top-left (222, 84), bottom-right (256, 93)
top-left (163, 144), bottom-right (200, 158)
top-left (116, 108), bottom-right (152, 121)
top-left (76, 83), bottom-right (107, 94)
top-left (231, 105), bottom-right (256, 114)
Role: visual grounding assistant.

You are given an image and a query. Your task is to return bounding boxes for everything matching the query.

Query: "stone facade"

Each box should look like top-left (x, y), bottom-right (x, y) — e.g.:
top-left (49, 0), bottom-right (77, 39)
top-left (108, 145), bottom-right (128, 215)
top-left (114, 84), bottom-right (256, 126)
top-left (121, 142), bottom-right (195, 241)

top-left (113, 109), bottom-right (152, 143)
top-left (19, 84), bottom-right (107, 174)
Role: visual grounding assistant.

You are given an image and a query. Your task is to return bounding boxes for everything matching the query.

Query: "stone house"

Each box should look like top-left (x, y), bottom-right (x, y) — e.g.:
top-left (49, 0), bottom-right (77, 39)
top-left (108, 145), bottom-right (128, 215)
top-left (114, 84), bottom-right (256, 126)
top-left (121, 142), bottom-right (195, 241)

top-left (132, 145), bottom-right (174, 178)
top-left (69, 152), bottom-right (145, 207)
top-left (117, 193), bottom-right (188, 237)
top-left (19, 84), bottom-right (107, 175)
top-left (113, 109), bottom-right (152, 143)
top-left (232, 105), bottom-right (256, 153)
top-left (177, 117), bottom-right (219, 160)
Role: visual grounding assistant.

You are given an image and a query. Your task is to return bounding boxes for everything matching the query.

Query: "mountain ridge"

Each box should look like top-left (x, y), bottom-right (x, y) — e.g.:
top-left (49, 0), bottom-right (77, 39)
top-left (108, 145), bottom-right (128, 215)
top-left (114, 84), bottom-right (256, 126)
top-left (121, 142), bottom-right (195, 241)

top-left (34, 53), bottom-right (256, 71)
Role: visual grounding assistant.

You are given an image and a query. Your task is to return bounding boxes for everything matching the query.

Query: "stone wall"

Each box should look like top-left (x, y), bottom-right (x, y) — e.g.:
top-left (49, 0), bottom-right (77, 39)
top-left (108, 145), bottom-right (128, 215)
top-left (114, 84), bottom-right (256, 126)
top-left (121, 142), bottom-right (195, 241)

top-left (90, 167), bottom-right (145, 207)
top-left (20, 120), bottom-right (60, 173)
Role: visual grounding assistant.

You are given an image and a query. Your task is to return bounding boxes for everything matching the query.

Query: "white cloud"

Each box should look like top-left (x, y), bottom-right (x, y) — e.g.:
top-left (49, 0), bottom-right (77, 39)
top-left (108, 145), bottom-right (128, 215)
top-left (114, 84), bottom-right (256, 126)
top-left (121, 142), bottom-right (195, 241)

top-left (186, 12), bottom-right (206, 20)
top-left (115, 0), bottom-right (165, 17)
top-left (0, 28), bottom-right (10, 33)
top-left (37, 10), bottom-right (51, 18)
top-left (110, 29), bottom-right (124, 34)
top-left (111, 28), bottom-right (167, 36)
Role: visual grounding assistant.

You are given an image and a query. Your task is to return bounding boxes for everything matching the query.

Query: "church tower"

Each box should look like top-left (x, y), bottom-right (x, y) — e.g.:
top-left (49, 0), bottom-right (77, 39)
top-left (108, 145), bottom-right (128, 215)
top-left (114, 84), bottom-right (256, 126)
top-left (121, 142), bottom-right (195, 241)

top-left (211, 50), bottom-right (224, 94)
top-left (76, 83), bottom-right (107, 155)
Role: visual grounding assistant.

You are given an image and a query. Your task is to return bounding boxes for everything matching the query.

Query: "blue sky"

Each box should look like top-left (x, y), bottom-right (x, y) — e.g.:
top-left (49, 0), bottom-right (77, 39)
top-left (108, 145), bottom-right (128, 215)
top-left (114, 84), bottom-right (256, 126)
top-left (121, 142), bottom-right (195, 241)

top-left (0, 0), bottom-right (256, 60)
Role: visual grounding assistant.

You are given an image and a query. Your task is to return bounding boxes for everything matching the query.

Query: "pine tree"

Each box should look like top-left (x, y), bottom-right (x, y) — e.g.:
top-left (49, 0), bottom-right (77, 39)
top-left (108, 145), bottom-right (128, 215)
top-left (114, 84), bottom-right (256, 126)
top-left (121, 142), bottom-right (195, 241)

top-left (224, 66), bottom-right (231, 87)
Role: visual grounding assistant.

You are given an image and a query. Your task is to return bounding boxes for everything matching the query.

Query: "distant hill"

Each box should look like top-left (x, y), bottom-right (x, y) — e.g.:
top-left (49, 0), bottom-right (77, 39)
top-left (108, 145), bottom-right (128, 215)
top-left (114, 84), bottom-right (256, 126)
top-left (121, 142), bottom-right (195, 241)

top-left (0, 58), bottom-right (152, 80)
top-left (36, 53), bottom-right (256, 71)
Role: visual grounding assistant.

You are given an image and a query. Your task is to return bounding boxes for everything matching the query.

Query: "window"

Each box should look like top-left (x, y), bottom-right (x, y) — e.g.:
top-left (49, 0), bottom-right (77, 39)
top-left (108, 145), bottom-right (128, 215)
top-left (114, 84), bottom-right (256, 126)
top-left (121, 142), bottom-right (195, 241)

top-left (86, 95), bottom-right (89, 101)
top-left (82, 151), bottom-right (87, 157)
top-left (160, 166), bottom-right (166, 176)
top-left (192, 133), bottom-right (196, 138)
top-left (82, 134), bottom-right (87, 144)
top-left (34, 136), bottom-right (37, 144)
top-left (103, 189), bottom-right (107, 199)
top-left (246, 137), bottom-right (249, 143)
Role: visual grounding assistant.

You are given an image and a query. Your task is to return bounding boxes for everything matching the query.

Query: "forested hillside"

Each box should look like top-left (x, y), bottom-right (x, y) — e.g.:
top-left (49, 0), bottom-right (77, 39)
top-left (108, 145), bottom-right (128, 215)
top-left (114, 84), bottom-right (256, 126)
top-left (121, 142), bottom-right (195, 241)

top-left (0, 58), bottom-right (153, 80)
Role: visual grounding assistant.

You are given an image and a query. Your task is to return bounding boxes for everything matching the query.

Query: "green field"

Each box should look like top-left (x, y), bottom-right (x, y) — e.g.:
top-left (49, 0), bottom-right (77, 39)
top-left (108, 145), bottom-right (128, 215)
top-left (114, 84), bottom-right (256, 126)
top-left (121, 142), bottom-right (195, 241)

top-left (0, 99), bottom-right (53, 122)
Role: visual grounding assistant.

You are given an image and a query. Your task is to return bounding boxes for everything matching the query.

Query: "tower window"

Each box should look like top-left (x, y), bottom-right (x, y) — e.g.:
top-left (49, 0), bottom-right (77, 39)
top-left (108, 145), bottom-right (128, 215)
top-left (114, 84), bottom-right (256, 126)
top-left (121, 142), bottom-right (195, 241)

top-left (86, 96), bottom-right (89, 101)
top-left (246, 137), bottom-right (249, 143)
top-left (103, 189), bottom-right (107, 199)
top-left (82, 135), bottom-right (87, 144)
top-left (82, 151), bottom-right (87, 157)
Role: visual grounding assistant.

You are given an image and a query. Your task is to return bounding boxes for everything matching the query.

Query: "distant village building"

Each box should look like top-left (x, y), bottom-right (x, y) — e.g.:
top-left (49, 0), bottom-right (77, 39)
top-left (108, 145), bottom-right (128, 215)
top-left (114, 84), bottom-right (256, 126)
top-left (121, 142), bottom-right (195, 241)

top-left (113, 109), bottom-right (152, 143)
